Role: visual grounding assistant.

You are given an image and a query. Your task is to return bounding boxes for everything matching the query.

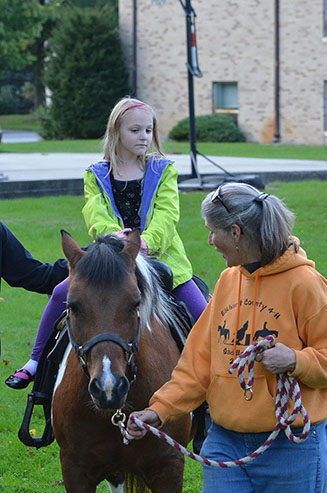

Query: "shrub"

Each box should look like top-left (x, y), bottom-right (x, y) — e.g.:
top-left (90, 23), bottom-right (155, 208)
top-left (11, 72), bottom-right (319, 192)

top-left (168, 114), bottom-right (246, 143)
top-left (36, 105), bottom-right (61, 140)
top-left (43, 5), bottom-right (129, 139)
top-left (0, 70), bottom-right (35, 114)
top-left (0, 86), bottom-right (17, 114)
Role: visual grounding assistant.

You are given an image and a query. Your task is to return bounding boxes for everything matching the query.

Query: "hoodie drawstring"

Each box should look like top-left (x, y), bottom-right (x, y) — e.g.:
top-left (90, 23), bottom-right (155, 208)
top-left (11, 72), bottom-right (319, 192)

top-left (233, 271), bottom-right (243, 361)
top-left (233, 270), bottom-right (260, 362)
top-left (250, 272), bottom-right (260, 342)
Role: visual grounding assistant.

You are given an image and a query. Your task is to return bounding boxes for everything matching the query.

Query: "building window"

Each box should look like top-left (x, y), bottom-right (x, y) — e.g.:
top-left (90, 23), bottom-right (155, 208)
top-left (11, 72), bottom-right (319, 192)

top-left (324, 81), bottom-right (327, 132)
top-left (213, 82), bottom-right (238, 115)
top-left (324, 0), bottom-right (327, 37)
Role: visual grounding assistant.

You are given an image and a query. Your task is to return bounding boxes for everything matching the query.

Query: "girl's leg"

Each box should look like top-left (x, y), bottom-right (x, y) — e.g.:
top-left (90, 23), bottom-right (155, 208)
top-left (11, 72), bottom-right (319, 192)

top-left (5, 278), bottom-right (68, 388)
top-left (172, 278), bottom-right (207, 323)
top-left (30, 278), bottom-right (68, 363)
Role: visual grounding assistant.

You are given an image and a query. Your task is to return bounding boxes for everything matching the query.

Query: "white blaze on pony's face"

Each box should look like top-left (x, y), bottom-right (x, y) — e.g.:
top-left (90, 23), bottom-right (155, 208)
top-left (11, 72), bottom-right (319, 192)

top-left (101, 356), bottom-right (116, 395)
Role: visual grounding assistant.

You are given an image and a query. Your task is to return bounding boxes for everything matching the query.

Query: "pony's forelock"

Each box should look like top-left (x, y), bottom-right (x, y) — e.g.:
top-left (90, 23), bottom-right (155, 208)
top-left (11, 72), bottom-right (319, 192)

top-left (74, 235), bottom-right (175, 331)
top-left (75, 236), bottom-right (128, 289)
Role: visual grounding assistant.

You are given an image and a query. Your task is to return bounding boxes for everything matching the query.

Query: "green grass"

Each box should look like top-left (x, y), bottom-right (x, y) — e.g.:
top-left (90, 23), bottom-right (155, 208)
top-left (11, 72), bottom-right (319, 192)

top-left (0, 139), bottom-right (326, 160)
top-left (0, 139), bottom-right (104, 154)
top-left (0, 114), bottom-right (42, 133)
top-left (1, 181), bottom-right (327, 491)
top-left (0, 113), bottom-right (326, 159)
top-left (163, 140), bottom-right (327, 161)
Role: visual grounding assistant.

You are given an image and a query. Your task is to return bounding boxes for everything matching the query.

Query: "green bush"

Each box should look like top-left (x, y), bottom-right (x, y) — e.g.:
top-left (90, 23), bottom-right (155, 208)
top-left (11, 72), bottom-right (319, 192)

top-left (36, 105), bottom-right (61, 140)
top-left (0, 85), bottom-right (17, 114)
top-left (43, 5), bottom-right (129, 139)
top-left (169, 114), bottom-right (246, 143)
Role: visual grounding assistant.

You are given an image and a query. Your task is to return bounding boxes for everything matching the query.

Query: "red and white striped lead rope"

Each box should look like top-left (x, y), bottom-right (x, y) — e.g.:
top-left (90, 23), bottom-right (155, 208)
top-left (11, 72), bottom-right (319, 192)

top-left (122, 336), bottom-right (311, 468)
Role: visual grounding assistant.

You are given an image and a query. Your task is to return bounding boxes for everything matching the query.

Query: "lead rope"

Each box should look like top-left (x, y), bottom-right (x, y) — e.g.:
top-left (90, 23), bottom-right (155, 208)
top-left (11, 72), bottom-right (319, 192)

top-left (114, 336), bottom-right (310, 468)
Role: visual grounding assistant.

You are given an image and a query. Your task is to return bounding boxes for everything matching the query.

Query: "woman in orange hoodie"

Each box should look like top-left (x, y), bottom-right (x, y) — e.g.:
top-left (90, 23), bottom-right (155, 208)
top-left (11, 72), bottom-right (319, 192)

top-left (127, 182), bottom-right (327, 493)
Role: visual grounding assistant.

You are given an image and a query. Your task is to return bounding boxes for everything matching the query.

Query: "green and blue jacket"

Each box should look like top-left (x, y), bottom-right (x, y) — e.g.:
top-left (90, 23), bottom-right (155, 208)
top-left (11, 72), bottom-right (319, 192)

top-left (82, 156), bottom-right (192, 289)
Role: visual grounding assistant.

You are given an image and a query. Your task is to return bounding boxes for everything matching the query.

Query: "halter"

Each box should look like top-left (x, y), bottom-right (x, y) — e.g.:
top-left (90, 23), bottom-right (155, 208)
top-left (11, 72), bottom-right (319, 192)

top-left (65, 309), bottom-right (141, 383)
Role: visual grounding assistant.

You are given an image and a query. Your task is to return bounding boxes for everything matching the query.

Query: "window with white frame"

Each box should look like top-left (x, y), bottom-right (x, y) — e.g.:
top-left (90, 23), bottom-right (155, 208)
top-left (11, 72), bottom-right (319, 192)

top-left (324, 81), bottom-right (327, 132)
top-left (324, 0), bottom-right (327, 37)
top-left (213, 82), bottom-right (238, 114)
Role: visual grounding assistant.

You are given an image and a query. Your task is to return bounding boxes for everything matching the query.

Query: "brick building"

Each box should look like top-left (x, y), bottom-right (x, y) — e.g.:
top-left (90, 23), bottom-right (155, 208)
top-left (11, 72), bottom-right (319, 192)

top-left (119, 0), bottom-right (327, 145)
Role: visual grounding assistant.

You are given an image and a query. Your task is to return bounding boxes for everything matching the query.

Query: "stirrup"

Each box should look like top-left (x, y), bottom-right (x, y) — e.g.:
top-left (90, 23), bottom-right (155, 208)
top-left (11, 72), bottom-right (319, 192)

top-left (18, 313), bottom-right (69, 448)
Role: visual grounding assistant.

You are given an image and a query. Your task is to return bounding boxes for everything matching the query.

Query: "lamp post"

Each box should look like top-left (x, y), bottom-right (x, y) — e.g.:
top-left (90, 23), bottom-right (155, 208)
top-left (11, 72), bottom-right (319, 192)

top-left (274, 0), bottom-right (280, 143)
top-left (179, 0), bottom-right (202, 179)
top-left (132, 0), bottom-right (137, 97)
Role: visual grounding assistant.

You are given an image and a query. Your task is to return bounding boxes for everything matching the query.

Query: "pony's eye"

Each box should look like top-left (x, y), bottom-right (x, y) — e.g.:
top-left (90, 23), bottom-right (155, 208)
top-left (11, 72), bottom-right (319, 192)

top-left (66, 301), bottom-right (79, 314)
top-left (131, 301), bottom-right (140, 313)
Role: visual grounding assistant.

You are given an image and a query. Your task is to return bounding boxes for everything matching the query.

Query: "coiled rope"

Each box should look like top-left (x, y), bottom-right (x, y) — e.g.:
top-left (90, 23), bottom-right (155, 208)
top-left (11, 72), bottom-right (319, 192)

top-left (117, 336), bottom-right (310, 468)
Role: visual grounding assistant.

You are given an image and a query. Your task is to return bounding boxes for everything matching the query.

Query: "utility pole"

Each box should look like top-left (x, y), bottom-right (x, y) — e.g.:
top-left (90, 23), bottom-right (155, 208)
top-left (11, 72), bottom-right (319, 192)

top-left (178, 0), bottom-right (236, 185)
top-left (132, 0), bottom-right (137, 97)
top-left (179, 0), bottom-right (202, 179)
top-left (274, 0), bottom-right (280, 143)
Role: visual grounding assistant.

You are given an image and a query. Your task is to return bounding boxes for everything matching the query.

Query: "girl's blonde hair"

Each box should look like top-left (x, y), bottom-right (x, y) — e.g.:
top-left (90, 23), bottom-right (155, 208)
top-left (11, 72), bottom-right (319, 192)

top-left (103, 97), bottom-right (164, 175)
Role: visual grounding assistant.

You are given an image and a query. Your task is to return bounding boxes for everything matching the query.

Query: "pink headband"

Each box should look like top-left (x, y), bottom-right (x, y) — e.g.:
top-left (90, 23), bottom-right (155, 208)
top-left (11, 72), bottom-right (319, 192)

top-left (123, 103), bottom-right (146, 113)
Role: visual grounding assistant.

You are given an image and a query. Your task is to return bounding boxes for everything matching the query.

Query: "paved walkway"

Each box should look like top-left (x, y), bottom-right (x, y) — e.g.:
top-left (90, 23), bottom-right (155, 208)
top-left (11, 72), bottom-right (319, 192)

top-left (1, 151), bottom-right (327, 180)
top-left (0, 129), bottom-right (42, 144)
top-left (1, 128), bottom-right (326, 196)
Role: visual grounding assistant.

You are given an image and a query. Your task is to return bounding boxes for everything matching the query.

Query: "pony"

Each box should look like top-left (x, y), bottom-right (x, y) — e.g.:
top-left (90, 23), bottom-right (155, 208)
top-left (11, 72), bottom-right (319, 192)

top-left (52, 230), bottom-right (192, 492)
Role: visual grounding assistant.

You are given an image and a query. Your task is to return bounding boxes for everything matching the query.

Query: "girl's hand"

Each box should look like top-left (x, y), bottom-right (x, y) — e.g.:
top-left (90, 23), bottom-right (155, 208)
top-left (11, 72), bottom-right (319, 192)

top-left (140, 237), bottom-right (148, 255)
top-left (114, 228), bottom-right (132, 239)
top-left (255, 342), bottom-right (296, 374)
top-left (127, 410), bottom-right (161, 439)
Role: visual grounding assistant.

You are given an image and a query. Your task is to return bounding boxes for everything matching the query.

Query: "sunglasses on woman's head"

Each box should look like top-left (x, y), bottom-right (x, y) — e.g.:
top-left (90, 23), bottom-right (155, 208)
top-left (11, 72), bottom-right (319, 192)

top-left (211, 186), bottom-right (230, 213)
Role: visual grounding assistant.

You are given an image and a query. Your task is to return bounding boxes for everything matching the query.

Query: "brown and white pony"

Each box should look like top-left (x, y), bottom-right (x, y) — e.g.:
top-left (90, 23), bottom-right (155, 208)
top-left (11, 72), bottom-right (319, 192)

top-left (52, 230), bottom-right (191, 492)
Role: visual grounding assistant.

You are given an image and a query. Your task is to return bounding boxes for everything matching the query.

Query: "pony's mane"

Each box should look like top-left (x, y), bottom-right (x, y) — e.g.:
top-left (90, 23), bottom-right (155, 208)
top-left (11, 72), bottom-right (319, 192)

top-left (75, 235), bottom-right (175, 331)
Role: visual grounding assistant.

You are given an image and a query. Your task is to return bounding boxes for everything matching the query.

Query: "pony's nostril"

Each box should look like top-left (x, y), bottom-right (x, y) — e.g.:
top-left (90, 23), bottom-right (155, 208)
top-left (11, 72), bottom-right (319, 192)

top-left (89, 378), bottom-right (103, 399)
top-left (116, 376), bottom-right (129, 396)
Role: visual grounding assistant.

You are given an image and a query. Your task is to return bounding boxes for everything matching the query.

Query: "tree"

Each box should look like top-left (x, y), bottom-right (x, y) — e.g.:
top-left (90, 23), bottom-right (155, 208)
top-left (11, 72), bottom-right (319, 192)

top-left (0, 0), bottom-right (62, 109)
top-left (0, 0), bottom-right (43, 71)
top-left (43, 5), bottom-right (129, 139)
top-left (31, 0), bottom-right (62, 108)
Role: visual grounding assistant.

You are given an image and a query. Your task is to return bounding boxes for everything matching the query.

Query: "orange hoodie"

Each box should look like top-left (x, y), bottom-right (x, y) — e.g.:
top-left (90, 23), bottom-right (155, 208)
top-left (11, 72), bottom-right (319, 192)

top-left (149, 239), bottom-right (327, 432)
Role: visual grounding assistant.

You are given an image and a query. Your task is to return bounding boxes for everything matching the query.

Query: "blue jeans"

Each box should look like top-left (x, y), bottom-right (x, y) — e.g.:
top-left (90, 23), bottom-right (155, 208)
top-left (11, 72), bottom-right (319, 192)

top-left (200, 421), bottom-right (327, 493)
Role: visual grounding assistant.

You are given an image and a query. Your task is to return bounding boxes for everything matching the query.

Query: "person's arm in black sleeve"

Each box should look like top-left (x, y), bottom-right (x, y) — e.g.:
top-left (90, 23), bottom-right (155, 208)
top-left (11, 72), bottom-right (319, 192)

top-left (0, 221), bottom-right (68, 295)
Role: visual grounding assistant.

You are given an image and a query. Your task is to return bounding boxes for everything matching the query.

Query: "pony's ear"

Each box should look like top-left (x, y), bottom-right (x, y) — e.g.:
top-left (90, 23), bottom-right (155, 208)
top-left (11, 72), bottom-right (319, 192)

top-left (121, 229), bottom-right (140, 264)
top-left (61, 229), bottom-right (85, 270)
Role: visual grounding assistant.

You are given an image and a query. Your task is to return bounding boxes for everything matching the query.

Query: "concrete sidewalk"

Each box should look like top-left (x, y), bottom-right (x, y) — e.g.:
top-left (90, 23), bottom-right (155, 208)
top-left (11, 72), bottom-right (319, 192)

top-left (0, 151), bottom-right (327, 198)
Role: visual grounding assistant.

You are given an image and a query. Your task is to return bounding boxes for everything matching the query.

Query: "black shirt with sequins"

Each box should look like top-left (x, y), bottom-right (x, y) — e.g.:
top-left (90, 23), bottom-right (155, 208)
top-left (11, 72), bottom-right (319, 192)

top-left (110, 173), bottom-right (143, 229)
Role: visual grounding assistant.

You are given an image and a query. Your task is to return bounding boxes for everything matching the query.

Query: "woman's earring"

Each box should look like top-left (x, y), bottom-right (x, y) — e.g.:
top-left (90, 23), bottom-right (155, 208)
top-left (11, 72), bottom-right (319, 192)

top-left (235, 243), bottom-right (240, 252)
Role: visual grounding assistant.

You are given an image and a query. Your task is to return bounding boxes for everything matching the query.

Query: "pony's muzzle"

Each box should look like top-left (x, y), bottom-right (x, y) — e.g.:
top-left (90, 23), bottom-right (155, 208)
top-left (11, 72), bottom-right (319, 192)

top-left (89, 374), bottom-right (129, 410)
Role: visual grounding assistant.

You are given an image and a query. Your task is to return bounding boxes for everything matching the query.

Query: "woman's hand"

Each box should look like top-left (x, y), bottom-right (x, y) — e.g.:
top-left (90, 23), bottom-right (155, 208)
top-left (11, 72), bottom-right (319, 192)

top-left (127, 410), bottom-right (161, 439)
top-left (255, 342), bottom-right (296, 374)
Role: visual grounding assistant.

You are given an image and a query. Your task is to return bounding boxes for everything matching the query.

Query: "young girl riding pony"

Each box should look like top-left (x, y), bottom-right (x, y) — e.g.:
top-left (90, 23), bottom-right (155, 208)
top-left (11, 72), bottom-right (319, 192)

top-left (6, 97), bottom-right (207, 389)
